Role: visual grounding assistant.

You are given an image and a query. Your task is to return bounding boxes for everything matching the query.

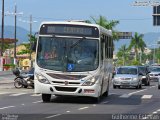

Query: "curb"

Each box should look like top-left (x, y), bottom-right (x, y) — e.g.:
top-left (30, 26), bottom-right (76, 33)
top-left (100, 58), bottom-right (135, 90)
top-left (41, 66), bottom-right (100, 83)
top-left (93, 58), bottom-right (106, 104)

top-left (0, 71), bottom-right (13, 76)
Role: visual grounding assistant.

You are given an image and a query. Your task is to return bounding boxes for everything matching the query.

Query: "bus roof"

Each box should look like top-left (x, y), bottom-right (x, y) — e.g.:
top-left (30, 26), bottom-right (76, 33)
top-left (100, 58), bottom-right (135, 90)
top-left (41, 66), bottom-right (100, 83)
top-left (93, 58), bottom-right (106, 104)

top-left (39, 21), bottom-right (112, 36)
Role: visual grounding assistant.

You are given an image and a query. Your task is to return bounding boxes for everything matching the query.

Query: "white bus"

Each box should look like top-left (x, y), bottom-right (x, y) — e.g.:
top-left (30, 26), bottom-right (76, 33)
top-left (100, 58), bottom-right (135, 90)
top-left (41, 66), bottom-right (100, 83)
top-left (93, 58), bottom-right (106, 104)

top-left (34, 21), bottom-right (113, 102)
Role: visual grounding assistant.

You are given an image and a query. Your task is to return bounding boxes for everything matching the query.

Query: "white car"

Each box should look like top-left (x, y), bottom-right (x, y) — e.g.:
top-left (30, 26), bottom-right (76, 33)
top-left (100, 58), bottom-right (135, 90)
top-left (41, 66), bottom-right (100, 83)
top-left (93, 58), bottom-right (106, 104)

top-left (113, 66), bottom-right (143, 89)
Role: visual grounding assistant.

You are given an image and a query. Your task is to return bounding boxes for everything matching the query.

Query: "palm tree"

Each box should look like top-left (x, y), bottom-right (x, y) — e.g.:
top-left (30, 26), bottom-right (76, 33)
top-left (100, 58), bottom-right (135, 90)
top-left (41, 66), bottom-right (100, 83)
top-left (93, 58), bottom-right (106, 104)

top-left (117, 45), bottom-right (129, 65)
top-left (17, 34), bottom-right (37, 55)
top-left (91, 15), bottom-right (119, 40)
top-left (129, 32), bottom-right (146, 61)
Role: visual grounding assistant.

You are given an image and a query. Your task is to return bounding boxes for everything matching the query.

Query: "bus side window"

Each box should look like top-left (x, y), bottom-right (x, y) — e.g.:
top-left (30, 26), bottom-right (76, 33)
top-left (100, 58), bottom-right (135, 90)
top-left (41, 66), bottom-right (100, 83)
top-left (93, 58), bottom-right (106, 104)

top-left (101, 35), bottom-right (105, 61)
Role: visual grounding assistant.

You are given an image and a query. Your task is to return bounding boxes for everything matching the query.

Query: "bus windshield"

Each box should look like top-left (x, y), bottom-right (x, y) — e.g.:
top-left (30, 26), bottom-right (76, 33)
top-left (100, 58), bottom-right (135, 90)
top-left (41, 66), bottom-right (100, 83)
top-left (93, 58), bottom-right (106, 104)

top-left (37, 37), bottom-right (99, 72)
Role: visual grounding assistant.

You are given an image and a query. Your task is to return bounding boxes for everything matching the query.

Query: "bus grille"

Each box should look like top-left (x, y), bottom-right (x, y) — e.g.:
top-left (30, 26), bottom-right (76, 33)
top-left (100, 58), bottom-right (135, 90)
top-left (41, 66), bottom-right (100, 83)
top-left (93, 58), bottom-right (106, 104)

top-left (52, 81), bottom-right (80, 85)
top-left (47, 73), bottom-right (86, 80)
top-left (55, 87), bottom-right (77, 92)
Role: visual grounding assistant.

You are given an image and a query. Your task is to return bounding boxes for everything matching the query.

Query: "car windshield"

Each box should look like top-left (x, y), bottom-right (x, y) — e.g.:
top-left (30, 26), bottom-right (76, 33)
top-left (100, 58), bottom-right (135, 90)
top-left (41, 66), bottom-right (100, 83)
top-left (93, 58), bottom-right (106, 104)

top-left (36, 37), bottom-right (99, 72)
top-left (150, 67), bottom-right (160, 72)
top-left (117, 67), bottom-right (137, 75)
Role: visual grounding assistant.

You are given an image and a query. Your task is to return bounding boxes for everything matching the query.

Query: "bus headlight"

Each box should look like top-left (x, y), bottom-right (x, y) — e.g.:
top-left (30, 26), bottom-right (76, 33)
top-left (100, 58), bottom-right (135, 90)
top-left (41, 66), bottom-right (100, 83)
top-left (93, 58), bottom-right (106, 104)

top-left (35, 73), bottom-right (50, 84)
top-left (82, 77), bottom-right (97, 86)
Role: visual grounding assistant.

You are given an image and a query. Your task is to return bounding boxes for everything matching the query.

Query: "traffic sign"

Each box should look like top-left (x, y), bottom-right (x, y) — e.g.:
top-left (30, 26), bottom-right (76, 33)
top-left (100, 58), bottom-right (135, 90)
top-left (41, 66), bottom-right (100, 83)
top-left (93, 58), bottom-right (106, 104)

top-left (153, 5), bottom-right (160, 25)
top-left (117, 32), bottom-right (132, 39)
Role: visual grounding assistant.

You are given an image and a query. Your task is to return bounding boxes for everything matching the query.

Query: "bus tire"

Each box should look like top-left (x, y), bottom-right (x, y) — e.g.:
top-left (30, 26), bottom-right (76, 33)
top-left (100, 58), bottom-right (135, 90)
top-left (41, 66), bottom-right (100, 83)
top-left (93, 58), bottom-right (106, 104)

top-left (103, 89), bottom-right (109, 97)
top-left (42, 94), bottom-right (51, 102)
top-left (113, 85), bottom-right (116, 89)
top-left (93, 96), bottom-right (100, 103)
top-left (103, 82), bottom-right (109, 97)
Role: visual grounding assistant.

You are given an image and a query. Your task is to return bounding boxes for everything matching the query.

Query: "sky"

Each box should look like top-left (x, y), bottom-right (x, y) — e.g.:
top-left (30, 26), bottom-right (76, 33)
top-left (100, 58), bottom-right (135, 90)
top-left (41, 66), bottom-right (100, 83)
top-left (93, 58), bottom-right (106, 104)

top-left (0, 0), bottom-right (160, 34)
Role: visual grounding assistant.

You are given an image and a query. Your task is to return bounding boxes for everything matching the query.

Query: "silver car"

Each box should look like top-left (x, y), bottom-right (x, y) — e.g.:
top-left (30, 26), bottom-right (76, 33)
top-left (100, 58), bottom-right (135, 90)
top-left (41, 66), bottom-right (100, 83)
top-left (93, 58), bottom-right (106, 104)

top-left (113, 66), bottom-right (143, 89)
top-left (158, 78), bottom-right (160, 89)
top-left (149, 66), bottom-right (160, 81)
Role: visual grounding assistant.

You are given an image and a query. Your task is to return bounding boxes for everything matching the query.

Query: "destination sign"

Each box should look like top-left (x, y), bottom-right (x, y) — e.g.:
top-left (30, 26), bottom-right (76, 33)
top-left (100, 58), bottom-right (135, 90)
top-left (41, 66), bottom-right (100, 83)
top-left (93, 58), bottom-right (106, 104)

top-left (39, 24), bottom-right (99, 37)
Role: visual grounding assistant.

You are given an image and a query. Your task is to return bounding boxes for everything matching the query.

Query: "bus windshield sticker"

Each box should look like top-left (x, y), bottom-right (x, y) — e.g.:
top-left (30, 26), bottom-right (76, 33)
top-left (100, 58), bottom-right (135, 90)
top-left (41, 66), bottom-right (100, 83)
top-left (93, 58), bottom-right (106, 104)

top-left (67, 64), bottom-right (74, 71)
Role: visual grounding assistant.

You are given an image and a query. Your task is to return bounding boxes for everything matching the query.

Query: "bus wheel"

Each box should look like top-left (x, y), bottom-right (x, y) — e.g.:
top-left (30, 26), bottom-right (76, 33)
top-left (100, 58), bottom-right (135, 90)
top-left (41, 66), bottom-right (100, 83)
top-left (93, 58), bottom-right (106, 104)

top-left (93, 96), bottom-right (100, 103)
top-left (103, 85), bottom-right (109, 97)
top-left (113, 85), bottom-right (116, 89)
top-left (42, 94), bottom-right (51, 102)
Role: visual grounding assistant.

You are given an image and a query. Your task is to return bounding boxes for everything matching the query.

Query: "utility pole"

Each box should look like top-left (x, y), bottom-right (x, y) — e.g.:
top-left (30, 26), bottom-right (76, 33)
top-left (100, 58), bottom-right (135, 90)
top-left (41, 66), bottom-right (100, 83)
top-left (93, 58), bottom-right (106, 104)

top-left (19, 15), bottom-right (37, 67)
top-left (5, 4), bottom-right (23, 65)
top-left (1, 0), bottom-right (4, 56)
top-left (29, 15), bottom-right (32, 61)
top-left (14, 4), bottom-right (17, 65)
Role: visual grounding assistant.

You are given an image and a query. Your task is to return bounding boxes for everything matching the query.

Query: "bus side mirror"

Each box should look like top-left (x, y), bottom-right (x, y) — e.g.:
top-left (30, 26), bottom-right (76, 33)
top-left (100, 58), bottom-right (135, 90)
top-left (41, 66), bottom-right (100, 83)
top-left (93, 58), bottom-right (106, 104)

top-left (31, 41), bottom-right (37, 51)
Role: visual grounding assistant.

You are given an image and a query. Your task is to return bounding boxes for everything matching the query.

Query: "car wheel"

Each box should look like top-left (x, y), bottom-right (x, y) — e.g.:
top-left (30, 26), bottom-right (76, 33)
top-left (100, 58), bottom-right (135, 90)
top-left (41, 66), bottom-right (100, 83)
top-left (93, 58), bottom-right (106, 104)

top-left (148, 81), bottom-right (150, 86)
top-left (158, 85), bottom-right (160, 89)
top-left (136, 85), bottom-right (139, 89)
top-left (42, 94), bottom-right (51, 102)
top-left (139, 84), bottom-right (142, 89)
top-left (113, 85), bottom-right (116, 89)
top-left (145, 82), bottom-right (148, 86)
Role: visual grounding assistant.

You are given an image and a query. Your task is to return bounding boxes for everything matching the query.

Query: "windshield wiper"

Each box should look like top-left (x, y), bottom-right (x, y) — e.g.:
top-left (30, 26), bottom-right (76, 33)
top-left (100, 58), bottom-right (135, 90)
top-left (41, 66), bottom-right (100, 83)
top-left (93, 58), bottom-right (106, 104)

top-left (70, 37), bottom-right (86, 48)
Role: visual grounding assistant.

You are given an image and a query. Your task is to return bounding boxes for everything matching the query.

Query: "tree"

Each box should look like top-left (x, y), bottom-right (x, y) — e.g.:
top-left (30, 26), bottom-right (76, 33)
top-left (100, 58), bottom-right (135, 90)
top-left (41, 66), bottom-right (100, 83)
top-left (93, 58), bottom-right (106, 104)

top-left (17, 34), bottom-right (37, 55)
top-left (117, 45), bottom-right (129, 65)
top-left (91, 15), bottom-right (119, 40)
top-left (129, 32), bottom-right (146, 61)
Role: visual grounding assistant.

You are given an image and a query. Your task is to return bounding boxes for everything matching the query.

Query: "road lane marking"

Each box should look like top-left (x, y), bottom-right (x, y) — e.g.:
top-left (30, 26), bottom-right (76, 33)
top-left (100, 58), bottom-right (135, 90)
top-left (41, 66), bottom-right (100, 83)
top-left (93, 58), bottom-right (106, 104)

top-left (78, 107), bottom-right (89, 110)
top-left (102, 101), bottom-right (109, 104)
top-left (31, 94), bottom-right (41, 96)
top-left (109, 93), bottom-right (117, 95)
top-left (119, 94), bottom-right (130, 98)
top-left (119, 89), bottom-right (148, 98)
top-left (45, 114), bottom-right (62, 119)
top-left (32, 101), bottom-right (42, 103)
top-left (128, 89), bottom-right (147, 95)
top-left (0, 106), bottom-right (15, 110)
top-left (10, 93), bottom-right (27, 96)
top-left (153, 111), bottom-right (157, 114)
top-left (141, 95), bottom-right (153, 99)
top-left (150, 86), bottom-right (156, 88)
top-left (157, 109), bottom-right (160, 112)
top-left (0, 92), bottom-right (10, 95)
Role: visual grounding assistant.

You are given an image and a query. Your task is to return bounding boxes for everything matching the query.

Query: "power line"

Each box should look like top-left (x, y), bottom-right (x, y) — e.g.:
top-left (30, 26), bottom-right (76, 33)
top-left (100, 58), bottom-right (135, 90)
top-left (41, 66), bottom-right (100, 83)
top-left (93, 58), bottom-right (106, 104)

top-left (118, 18), bottom-right (152, 21)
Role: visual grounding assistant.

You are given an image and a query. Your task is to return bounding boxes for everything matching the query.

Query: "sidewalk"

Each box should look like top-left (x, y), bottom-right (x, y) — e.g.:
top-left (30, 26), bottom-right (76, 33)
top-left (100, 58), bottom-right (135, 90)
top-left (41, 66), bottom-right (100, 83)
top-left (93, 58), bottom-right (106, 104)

top-left (0, 71), bottom-right (14, 84)
top-left (0, 70), bottom-right (13, 76)
top-left (0, 80), bottom-right (14, 84)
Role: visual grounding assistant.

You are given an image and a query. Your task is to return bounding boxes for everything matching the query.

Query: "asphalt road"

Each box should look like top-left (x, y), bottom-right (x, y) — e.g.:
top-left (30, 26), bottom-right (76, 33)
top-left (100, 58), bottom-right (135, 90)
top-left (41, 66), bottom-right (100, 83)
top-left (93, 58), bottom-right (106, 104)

top-left (0, 75), bottom-right (160, 120)
top-left (0, 71), bottom-right (160, 120)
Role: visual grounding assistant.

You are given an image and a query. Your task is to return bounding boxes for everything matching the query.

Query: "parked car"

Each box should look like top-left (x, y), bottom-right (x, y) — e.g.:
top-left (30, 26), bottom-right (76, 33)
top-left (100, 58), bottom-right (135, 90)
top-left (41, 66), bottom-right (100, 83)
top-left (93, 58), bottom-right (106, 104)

top-left (149, 66), bottom-right (160, 81)
top-left (138, 66), bottom-right (150, 86)
top-left (112, 66), bottom-right (143, 89)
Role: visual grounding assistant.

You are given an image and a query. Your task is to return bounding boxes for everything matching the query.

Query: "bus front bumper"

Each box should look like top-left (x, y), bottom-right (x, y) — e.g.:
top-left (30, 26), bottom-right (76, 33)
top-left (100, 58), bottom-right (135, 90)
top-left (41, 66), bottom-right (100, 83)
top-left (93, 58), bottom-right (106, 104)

top-left (34, 80), bottom-right (100, 98)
